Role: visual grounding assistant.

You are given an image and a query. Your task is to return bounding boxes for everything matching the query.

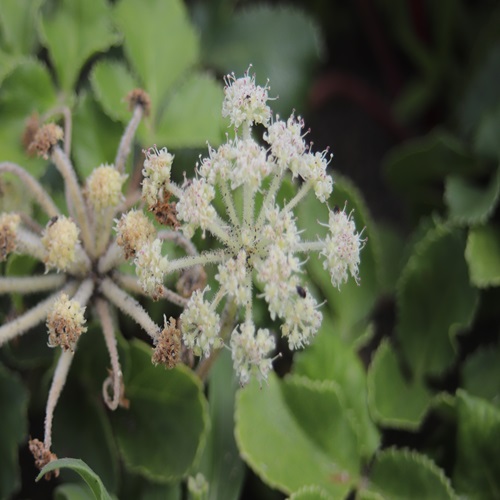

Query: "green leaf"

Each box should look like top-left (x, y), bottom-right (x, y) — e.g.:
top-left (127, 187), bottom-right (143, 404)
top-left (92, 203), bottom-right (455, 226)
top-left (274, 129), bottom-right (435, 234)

top-left (38, 0), bottom-right (120, 91)
top-left (53, 374), bottom-right (119, 493)
top-left (363, 448), bottom-right (457, 500)
top-left (119, 472), bottom-right (181, 500)
top-left (71, 92), bottom-right (125, 178)
top-left (235, 373), bottom-right (362, 498)
top-left (37, 458), bottom-right (112, 500)
top-left (112, 339), bottom-right (209, 482)
top-left (294, 315), bottom-right (380, 458)
top-left (0, 362), bottom-right (29, 499)
top-left (474, 103), bottom-right (500, 159)
top-left (459, 43), bottom-right (500, 136)
top-left (465, 224), bottom-right (500, 288)
top-left (289, 485), bottom-right (331, 499)
top-left (90, 59), bottom-right (139, 124)
top-left (453, 390), bottom-right (500, 499)
top-left (114, 0), bottom-right (198, 112)
top-left (55, 482), bottom-right (97, 500)
top-left (396, 225), bottom-right (478, 379)
top-left (0, 0), bottom-right (42, 55)
top-left (445, 168), bottom-right (500, 225)
top-left (384, 130), bottom-right (476, 209)
top-left (197, 350), bottom-right (244, 500)
top-left (375, 223), bottom-right (406, 294)
top-left (0, 49), bottom-right (23, 87)
top-left (462, 345), bottom-right (500, 407)
top-left (0, 58), bottom-right (59, 177)
top-left (367, 340), bottom-right (432, 430)
top-left (154, 71), bottom-right (225, 148)
top-left (201, 5), bottom-right (323, 115)
top-left (298, 175), bottom-right (380, 346)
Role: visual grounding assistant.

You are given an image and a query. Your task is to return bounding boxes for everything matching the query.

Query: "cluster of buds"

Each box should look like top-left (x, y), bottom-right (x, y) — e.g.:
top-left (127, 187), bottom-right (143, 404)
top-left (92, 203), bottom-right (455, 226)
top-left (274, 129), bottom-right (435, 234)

top-left (116, 68), bottom-right (364, 385)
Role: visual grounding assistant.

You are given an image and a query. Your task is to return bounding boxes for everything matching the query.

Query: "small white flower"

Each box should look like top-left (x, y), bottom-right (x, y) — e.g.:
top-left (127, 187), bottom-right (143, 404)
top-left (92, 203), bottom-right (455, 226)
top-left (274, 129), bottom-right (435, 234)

top-left (180, 288), bottom-right (222, 357)
top-left (142, 146), bottom-right (174, 206)
top-left (176, 178), bottom-right (217, 238)
top-left (321, 207), bottom-right (363, 289)
top-left (264, 114), bottom-right (306, 173)
top-left (134, 239), bottom-right (168, 299)
top-left (216, 250), bottom-right (250, 306)
top-left (281, 290), bottom-right (322, 350)
top-left (230, 321), bottom-right (275, 386)
top-left (222, 69), bottom-right (271, 128)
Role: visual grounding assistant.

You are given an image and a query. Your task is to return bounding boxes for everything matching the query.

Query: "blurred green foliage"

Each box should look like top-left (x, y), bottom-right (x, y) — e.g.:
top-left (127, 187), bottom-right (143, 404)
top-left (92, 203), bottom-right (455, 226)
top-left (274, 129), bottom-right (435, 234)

top-left (2, 0), bottom-right (500, 499)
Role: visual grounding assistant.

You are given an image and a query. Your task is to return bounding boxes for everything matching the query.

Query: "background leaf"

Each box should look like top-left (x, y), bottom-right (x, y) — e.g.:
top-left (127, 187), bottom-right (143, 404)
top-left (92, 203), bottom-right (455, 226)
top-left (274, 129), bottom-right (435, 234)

top-left (294, 315), bottom-right (380, 457)
top-left (465, 224), bottom-right (500, 288)
top-left (199, 4), bottom-right (323, 116)
top-left (111, 340), bottom-right (209, 482)
top-left (114, 0), bottom-right (198, 114)
top-left (38, 0), bottom-right (120, 91)
top-left (235, 373), bottom-right (362, 498)
top-left (367, 340), bottom-right (432, 430)
top-left (396, 224), bottom-right (478, 379)
top-left (0, 362), bottom-right (28, 499)
top-left (37, 458), bottom-right (112, 500)
top-left (453, 391), bottom-right (500, 498)
top-left (362, 448), bottom-right (456, 499)
top-left (445, 167), bottom-right (500, 226)
top-left (196, 350), bottom-right (245, 500)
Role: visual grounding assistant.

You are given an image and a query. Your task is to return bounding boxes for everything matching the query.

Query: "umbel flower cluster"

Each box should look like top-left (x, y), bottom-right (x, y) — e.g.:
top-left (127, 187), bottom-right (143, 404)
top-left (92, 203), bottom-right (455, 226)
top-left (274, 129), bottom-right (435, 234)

top-left (0, 70), bottom-right (362, 477)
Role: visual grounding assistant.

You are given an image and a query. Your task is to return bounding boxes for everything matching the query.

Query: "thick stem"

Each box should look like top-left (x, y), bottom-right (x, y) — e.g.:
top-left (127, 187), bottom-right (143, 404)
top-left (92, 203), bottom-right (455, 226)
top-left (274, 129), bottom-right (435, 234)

top-left (0, 162), bottom-right (60, 218)
top-left (167, 250), bottom-right (227, 274)
top-left (51, 146), bottom-right (94, 257)
top-left (100, 277), bottom-right (160, 340)
top-left (44, 350), bottom-right (73, 449)
top-left (115, 105), bottom-right (143, 173)
top-left (0, 274), bottom-right (65, 295)
top-left (16, 228), bottom-right (47, 261)
top-left (95, 299), bottom-right (123, 411)
top-left (196, 298), bottom-right (238, 381)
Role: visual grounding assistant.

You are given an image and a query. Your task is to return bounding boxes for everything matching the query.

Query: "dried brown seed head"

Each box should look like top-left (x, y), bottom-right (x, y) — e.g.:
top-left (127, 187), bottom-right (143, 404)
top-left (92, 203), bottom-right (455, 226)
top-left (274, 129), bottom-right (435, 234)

top-left (152, 317), bottom-right (182, 369)
top-left (28, 438), bottom-right (59, 480)
top-left (28, 123), bottom-right (63, 159)
top-left (149, 193), bottom-right (180, 229)
top-left (126, 88), bottom-right (151, 116)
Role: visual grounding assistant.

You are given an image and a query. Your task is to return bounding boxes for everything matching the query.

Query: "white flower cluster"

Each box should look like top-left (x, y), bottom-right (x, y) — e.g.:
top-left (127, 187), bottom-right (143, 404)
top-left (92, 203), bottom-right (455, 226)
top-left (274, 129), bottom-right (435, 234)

top-left (131, 68), bottom-right (364, 385)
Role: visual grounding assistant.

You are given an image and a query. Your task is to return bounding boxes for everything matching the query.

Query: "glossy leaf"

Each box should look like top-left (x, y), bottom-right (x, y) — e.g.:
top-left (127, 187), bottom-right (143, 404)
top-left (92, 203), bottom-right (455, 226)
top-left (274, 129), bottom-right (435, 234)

top-left (0, 362), bottom-right (28, 499)
top-left (367, 340), bottom-right (432, 430)
top-left (298, 175), bottom-right (380, 346)
top-left (465, 224), bottom-right (500, 288)
top-left (37, 458), bottom-right (112, 500)
top-left (453, 391), bottom-right (500, 498)
top-left (114, 0), bottom-right (198, 112)
top-left (396, 225), bottom-right (478, 379)
top-left (197, 350), bottom-right (244, 500)
top-left (235, 373), bottom-right (362, 498)
top-left (445, 168), bottom-right (500, 225)
top-left (112, 340), bottom-right (209, 482)
top-left (38, 0), bottom-right (120, 91)
top-left (294, 315), bottom-right (380, 457)
top-left (200, 5), bottom-right (323, 116)
top-left (363, 448), bottom-right (456, 499)
top-left (0, 0), bottom-right (42, 55)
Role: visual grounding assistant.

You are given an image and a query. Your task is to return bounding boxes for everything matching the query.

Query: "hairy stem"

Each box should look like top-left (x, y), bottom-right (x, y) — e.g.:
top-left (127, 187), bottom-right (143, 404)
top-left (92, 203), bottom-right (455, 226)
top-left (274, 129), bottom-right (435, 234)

top-left (0, 274), bottom-right (65, 295)
top-left (115, 105), bottom-right (143, 173)
top-left (0, 162), bottom-right (60, 218)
